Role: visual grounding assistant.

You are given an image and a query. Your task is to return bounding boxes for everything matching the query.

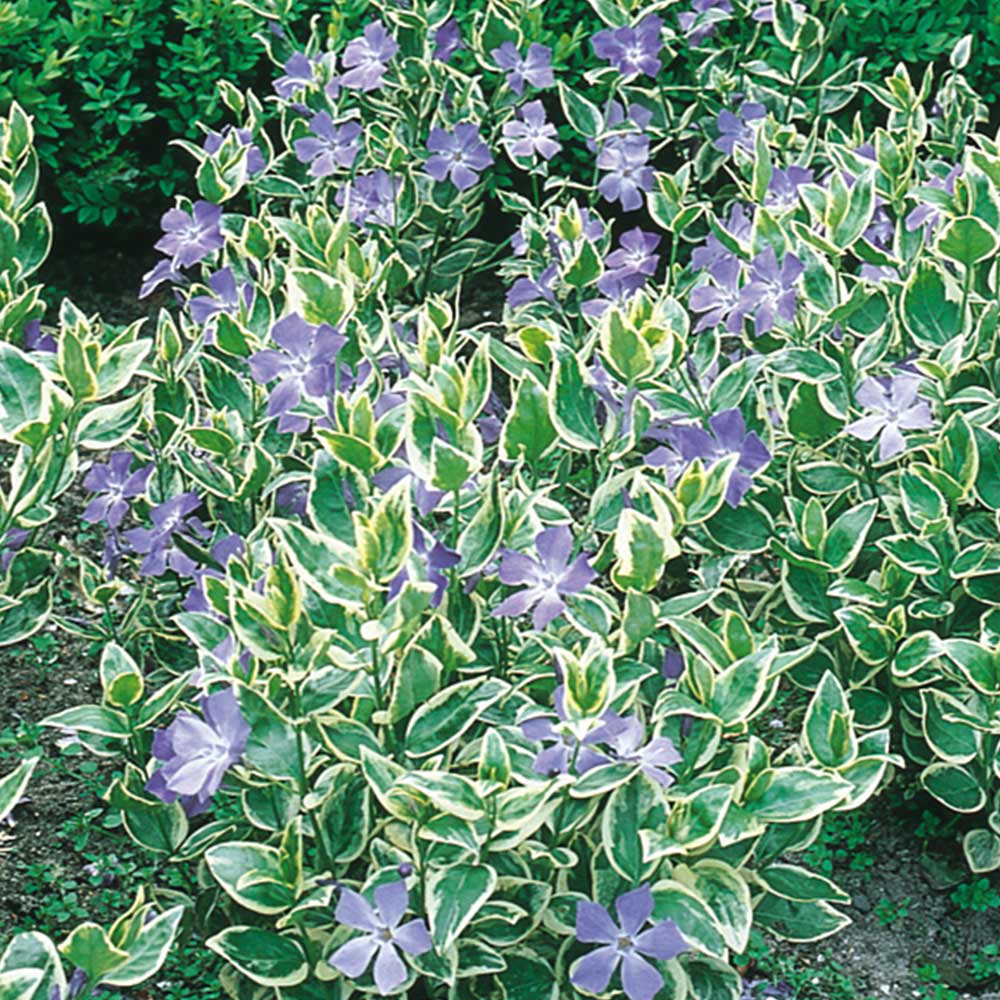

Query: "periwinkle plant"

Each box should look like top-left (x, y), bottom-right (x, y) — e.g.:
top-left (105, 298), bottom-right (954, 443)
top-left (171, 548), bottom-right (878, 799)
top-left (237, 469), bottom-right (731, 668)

top-left (0, 0), bottom-right (997, 998)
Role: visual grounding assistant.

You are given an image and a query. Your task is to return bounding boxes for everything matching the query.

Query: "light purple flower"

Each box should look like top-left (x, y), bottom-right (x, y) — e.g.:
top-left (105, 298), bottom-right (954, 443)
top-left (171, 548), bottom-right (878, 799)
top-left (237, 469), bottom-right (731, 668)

top-left (203, 126), bottom-right (265, 175)
top-left (765, 166), bottom-right (812, 210)
top-left (83, 452), bottom-right (153, 528)
top-left (753, 0), bottom-right (804, 21)
top-left (572, 884), bottom-right (688, 1000)
top-left (49, 967), bottom-right (88, 1000)
top-left (491, 525), bottom-right (596, 630)
top-left (521, 686), bottom-right (628, 777)
top-left (691, 202), bottom-right (752, 271)
top-left (859, 263), bottom-right (899, 283)
top-left (123, 492), bottom-right (206, 577)
top-left (336, 170), bottom-right (399, 228)
top-left (586, 101), bottom-right (653, 156)
top-left (591, 15), bottom-right (664, 79)
top-left (668, 409), bottom-right (771, 506)
top-left (507, 263), bottom-right (558, 309)
top-left (714, 101), bottom-right (767, 155)
top-left (146, 687), bottom-right (249, 816)
top-left (273, 52), bottom-right (315, 99)
top-left (154, 201), bottom-right (224, 269)
top-left (845, 375), bottom-right (933, 461)
top-left (502, 100), bottom-right (561, 161)
top-left (139, 259), bottom-right (183, 300)
top-left (328, 881), bottom-right (432, 995)
top-left (294, 113), bottom-right (362, 176)
top-left (597, 135), bottom-right (654, 211)
top-left (188, 266), bottom-right (253, 335)
top-left (0, 527), bottom-right (29, 573)
top-left (678, 0), bottom-right (733, 45)
top-left (23, 320), bottom-right (56, 353)
top-left (738, 247), bottom-right (802, 335)
top-left (341, 20), bottom-right (398, 91)
top-left (599, 716), bottom-right (681, 787)
top-left (491, 42), bottom-right (554, 95)
top-left (388, 525), bottom-right (459, 609)
top-left (599, 228), bottom-right (660, 295)
top-left (249, 314), bottom-right (347, 434)
top-left (864, 205), bottom-right (894, 249)
top-left (905, 165), bottom-right (960, 235)
top-left (433, 18), bottom-right (463, 62)
top-left (425, 123), bottom-right (493, 191)
top-left (690, 255), bottom-right (745, 333)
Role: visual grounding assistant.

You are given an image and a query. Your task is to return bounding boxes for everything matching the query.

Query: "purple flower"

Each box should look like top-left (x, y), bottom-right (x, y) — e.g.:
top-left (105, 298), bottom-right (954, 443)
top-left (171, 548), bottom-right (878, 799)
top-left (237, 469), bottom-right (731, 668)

top-left (425, 123), bottom-right (493, 191)
top-left (599, 228), bottom-right (660, 295)
top-left (591, 15), bottom-right (664, 79)
top-left (691, 202), bottom-right (752, 270)
top-left (669, 409), bottom-right (771, 506)
top-left (249, 314), bottom-right (347, 433)
top-left (83, 452), bottom-right (153, 528)
top-left (738, 247), bottom-right (802, 335)
top-left (139, 259), bottom-right (183, 300)
top-left (507, 263), bottom-right (558, 309)
top-left (586, 101), bottom-right (653, 156)
top-left (203, 126), bottom-right (265, 175)
top-left (388, 526), bottom-right (459, 609)
top-left (154, 201), bottom-right (224, 269)
top-left (23, 320), bottom-right (56, 353)
top-left (188, 266), bottom-right (252, 335)
top-left (341, 20), bottom-right (398, 91)
top-left (273, 52), bottom-right (315, 99)
top-left (146, 687), bottom-right (249, 816)
top-left (294, 113), bottom-right (362, 176)
top-left (765, 166), bottom-right (812, 210)
top-left (662, 647), bottom-right (685, 679)
top-left (336, 170), bottom-right (399, 228)
top-left (864, 205), bottom-right (894, 249)
top-left (753, 0), bottom-right (804, 21)
top-left (678, 0), bottom-right (733, 45)
top-left (0, 528), bottom-right (29, 573)
top-left (571, 884), bottom-right (688, 1000)
top-left (714, 101), bottom-right (767, 155)
top-left (597, 135), bottom-right (654, 211)
top-left (502, 100), bottom-right (561, 161)
top-left (433, 18), bottom-right (463, 62)
top-left (690, 256), bottom-right (745, 333)
top-left (491, 525), bottom-right (596, 630)
top-left (599, 716), bottom-right (681, 787)
top-left (905, 165), bottom-right (960, 235)
top-left (845, 375), bottom-right (934, 461)
top-left (491, 42), bottom-right (554, 96)
top-left (521, 687), bottom-right (628, 777)
top-left (859, 263), bottom-right (899, 283)
top-left (123, 492), bottom-right (205, 577)
top-left (328, 881), bottom-right (432, 995)
top-left (49, 968), bottom-right (88, 1000)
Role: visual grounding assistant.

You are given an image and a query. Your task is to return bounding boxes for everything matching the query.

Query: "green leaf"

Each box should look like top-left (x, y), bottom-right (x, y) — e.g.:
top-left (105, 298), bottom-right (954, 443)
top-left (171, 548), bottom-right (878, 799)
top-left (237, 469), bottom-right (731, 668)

top-left (901, 262), bottom-right (962, 348)
top-left (205, 842), bottom-right (297, 914)
top-left (0, 755), bottom-right (38, 826)
top-left (921, 762), bottom-right (985, 813)
top-left (964, 829), bottom-right (1000, 873)
top-left (207, 928), bottom-right (308, 988)
top-left (558, 82), bottom-right (603, 138)
top-left (753, 894), bottom-right (850, 942)
top-left (102, 907), bottom-right (184, 987)
top-left (744, 767), bottom-right (852, 822)
top-left (936, 215), bottom-right (998, 267)
top-left (99, 642), bottom-right (143, 708)
top-left (500, 372), bottom-right (557, 463)
top-left (405, 678), bottom-right (508, 758)
top-left (427, 863), bottom-right (497, 951)
top-left (611, 508), bottom-right (676, 592)
top-left (58, 925), bottom-right (128, 982)
top-left (0, 932), bottom-right (63, 1000)
top-left (757, 864), bottom-right (851, 904)
top-left (820, 500), bottom-right (877, 570)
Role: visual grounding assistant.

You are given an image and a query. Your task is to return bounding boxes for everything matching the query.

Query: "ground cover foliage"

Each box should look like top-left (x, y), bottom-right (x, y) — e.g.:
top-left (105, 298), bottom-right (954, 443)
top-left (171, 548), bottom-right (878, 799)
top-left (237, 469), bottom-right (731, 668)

top-left (1, 0), bottom-right (1000, 997)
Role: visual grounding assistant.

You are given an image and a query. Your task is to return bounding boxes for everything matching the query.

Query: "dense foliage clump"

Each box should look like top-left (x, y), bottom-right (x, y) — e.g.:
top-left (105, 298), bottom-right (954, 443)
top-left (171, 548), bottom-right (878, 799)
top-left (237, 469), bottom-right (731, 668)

top-left (0, 1), bottom-right (999, 998)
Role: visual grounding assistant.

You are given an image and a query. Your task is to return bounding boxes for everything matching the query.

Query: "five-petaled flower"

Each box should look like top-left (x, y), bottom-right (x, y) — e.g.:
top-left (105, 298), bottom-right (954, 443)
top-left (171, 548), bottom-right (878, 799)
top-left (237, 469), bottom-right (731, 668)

top-left (273, 52), bottom-right (315, 99)
top-left (249, 313), bottom-right (347, 434)
top-left (714, 101), bottom-right (767, 155)
top-left (337, 170), bottom-right (399, 228)
top-left (845, 374), bottom-right (934, 460)
top-left (502, 100), bottom-right (562, 162)
top-left (491, 41), bottom-right (555, 95)
top-left (597, 135), bottom-right (655, 211)
top-left (328, 880), bottom-right (433, 996)
top-left (572, 883), bottom-right (688, 1000)
top-left (123, 492), bottom-right (206, 577)
top-left (154, 200), bottom-right (224, 269)
top-left (738, 247), bottom-right (803, 335)
top-left (669, 409), bottom-right (771, 507)
top-left (591, 15), bottom-right (664, 79)
top-left (425, 123), bottom-right (494, 191)
top-left (294, 112), bottom-right (362, 176)
top-left (146, 687), bottom-right (250, 816)
top-left (492, 525), bottom-right (596, 630)
top-left (83, 451), bottom-right (153, 528)
top-left (341, 20), bottom-right (399, 91)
